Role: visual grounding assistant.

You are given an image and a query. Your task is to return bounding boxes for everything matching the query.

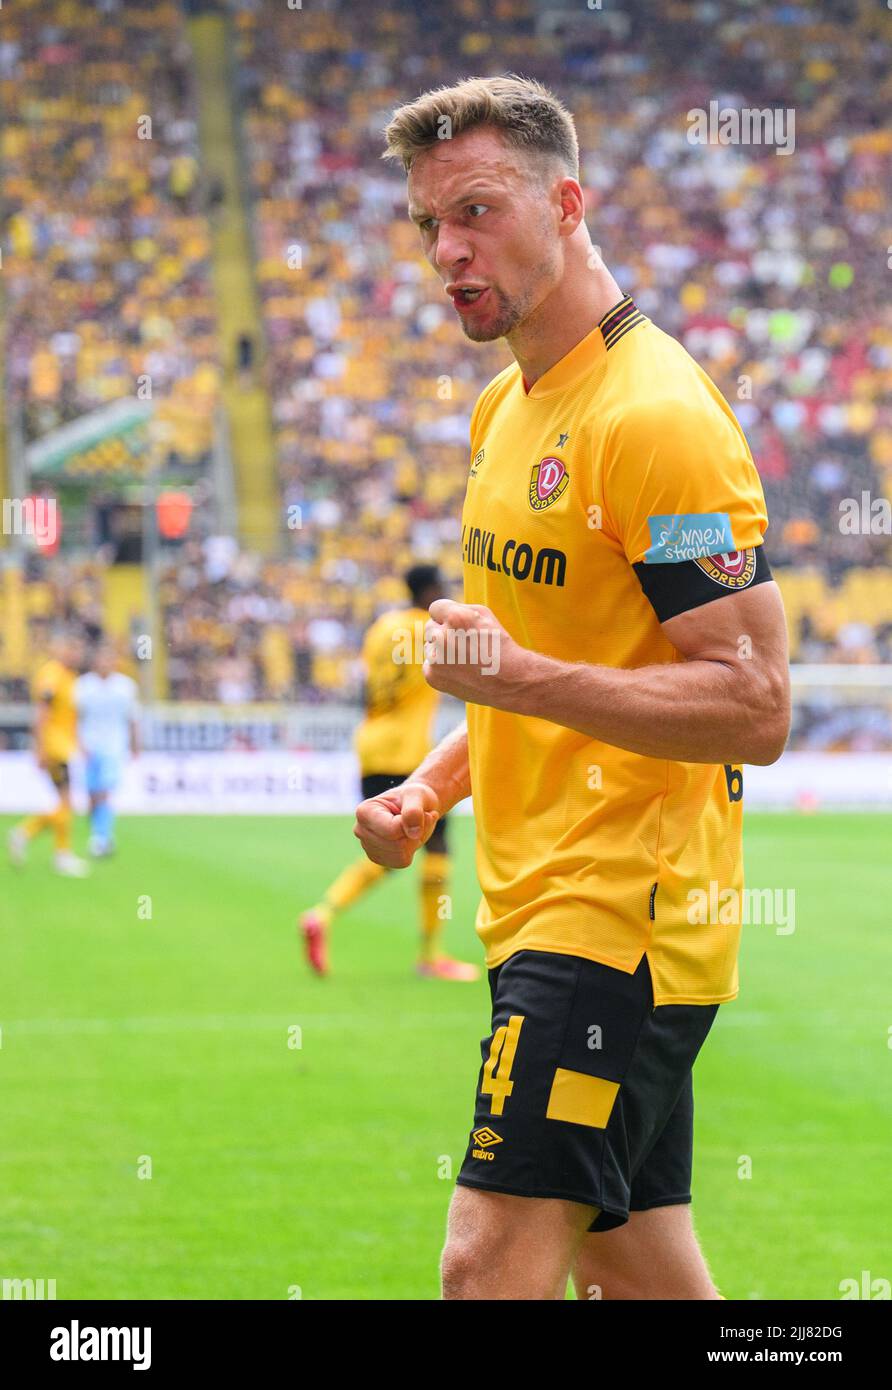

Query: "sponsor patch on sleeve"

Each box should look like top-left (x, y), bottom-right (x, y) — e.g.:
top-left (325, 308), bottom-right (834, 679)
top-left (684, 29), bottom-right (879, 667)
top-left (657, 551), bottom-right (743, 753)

top-left (644, 512), bottom-right (734, 564)
top-left (632, 544), bottom-right (772, 622)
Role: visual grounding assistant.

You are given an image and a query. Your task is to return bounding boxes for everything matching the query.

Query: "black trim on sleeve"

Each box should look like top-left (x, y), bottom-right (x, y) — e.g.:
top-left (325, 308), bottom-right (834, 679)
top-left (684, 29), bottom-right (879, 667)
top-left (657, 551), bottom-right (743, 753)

top-left (633, 545), bottom-right (773, 623)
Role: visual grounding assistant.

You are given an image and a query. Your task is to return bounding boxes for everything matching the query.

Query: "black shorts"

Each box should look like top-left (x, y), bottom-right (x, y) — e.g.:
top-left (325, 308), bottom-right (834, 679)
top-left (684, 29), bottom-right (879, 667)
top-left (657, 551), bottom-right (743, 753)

top-left (456, 950), bottom-right (718, 1232)
top-left (46, 761), bottom-right (70, 791)
top-left (360, 772), bottom-right (448, 854)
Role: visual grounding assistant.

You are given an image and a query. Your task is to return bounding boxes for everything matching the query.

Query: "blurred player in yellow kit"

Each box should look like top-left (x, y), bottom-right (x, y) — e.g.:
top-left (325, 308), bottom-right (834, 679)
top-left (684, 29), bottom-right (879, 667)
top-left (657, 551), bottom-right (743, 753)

top-left (7, 629), bottom-right (90, 877)
top-left (300, 565), bottom-right (478, 982)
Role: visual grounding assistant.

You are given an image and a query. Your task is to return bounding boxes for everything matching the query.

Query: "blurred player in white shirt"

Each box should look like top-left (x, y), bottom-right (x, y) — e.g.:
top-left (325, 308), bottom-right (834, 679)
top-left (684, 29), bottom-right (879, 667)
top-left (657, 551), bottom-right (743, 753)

top-left (75, 641), bottom-right (140, 858)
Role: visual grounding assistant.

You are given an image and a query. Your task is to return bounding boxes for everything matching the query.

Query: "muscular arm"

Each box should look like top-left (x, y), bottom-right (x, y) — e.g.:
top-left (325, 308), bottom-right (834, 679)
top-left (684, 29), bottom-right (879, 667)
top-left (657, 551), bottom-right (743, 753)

top-left (424, 582), bottom-right (791, 767)
top-left (514, 583), bottom-right (789, 764)
top-left (357, 577), bottom-right (790, 871)
top-left (407, 718), bottom-right (470, 811)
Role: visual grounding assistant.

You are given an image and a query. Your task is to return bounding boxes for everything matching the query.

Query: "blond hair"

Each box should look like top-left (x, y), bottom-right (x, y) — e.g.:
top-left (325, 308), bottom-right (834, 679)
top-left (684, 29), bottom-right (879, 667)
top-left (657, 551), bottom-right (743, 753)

top-left (382, 73), bottom-right (579, 181)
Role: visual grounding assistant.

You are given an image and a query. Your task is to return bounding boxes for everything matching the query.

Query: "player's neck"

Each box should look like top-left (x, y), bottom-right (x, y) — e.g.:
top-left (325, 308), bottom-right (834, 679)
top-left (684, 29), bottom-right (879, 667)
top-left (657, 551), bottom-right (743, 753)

top-left (508, 265), bottom-right (623, 391)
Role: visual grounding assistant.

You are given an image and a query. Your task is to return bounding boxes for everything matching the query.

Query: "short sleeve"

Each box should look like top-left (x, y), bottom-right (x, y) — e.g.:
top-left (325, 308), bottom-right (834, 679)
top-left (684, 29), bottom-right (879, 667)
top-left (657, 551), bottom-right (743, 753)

top-left (603, 397), bottom-right (771, 621)
top-left (605, 397), bottom-right (767, 565)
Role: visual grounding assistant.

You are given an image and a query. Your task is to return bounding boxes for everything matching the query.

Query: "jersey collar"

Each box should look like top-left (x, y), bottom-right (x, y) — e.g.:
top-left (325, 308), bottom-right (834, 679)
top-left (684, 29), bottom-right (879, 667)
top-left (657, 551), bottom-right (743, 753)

top-left (520, 296), bottom-right (640, 399)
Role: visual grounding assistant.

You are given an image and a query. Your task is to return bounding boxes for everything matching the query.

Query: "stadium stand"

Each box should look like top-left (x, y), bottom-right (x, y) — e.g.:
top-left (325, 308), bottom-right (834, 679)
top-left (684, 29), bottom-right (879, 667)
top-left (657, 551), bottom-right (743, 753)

top-left (1, 0), bottom-right (890, 748)
top-left (2, 0), bottom-right (222, 472)
top-left (234, 0), bottom-right (891, 675)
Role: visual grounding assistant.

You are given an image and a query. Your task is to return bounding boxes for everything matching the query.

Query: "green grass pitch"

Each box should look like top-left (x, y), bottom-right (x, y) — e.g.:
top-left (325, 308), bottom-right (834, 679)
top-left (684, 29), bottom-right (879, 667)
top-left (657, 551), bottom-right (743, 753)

top-left (2, 811), bottom-right (890, 1300)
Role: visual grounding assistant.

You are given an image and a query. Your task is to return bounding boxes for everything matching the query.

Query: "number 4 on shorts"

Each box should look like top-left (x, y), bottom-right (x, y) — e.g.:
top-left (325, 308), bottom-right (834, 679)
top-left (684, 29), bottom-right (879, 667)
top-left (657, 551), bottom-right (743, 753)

top-left (481, 1014), bottom-right (524, 1116)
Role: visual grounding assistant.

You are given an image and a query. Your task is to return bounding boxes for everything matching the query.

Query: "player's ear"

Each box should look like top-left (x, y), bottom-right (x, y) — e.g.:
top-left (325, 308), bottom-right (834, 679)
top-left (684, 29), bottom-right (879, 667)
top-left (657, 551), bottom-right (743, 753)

top-left (557, 177), bottom-right (585, 236)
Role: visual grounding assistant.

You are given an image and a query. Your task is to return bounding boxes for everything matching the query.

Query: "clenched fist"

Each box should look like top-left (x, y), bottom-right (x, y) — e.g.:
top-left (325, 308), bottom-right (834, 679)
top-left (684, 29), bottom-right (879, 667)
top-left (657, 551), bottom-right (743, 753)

top-left (353, 779), bottom-right (442, 869)
top-left (422, 598), bottom-right (528, 706)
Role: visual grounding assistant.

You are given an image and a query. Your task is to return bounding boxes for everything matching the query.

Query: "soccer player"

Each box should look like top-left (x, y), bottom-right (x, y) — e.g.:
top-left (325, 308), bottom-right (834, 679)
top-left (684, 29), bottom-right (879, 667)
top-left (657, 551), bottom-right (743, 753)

top-left (7, 629), bottom-right (90, 877)
top-left (74, 639), bottom-right (140, 858)
top-left (354, 76), bottom-right (791, 1300)
top-left (300, 564), bottom-right (478, 982)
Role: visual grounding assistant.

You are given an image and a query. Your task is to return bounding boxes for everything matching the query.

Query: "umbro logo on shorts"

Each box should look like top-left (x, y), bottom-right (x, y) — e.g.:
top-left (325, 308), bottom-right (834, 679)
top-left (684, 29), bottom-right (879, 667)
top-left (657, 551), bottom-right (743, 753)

top-left (471, 1127), bottom-right (503, 1160)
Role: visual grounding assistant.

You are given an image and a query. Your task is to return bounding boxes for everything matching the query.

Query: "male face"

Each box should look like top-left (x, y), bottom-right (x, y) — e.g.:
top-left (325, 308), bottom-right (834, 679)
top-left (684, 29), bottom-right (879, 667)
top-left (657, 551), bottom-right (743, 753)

top-left (94, 644), bottom-right (116, 678)
top-left (407, 126), bottom-right (565, 343)
top-left (52, 632), bottom-right (82, 672)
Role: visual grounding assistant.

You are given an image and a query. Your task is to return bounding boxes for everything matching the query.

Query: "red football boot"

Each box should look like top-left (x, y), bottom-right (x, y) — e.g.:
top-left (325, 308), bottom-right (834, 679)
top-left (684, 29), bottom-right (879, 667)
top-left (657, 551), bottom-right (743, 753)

top-left (300, 907), bottom-right (331, 976)
top-left (416, 956), bottom-right (480, 982)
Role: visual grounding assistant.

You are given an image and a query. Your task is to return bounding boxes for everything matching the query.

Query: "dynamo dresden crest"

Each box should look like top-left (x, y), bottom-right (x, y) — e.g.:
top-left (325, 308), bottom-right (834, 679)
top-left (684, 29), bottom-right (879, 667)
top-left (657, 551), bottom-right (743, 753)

top-left (695, 548), bottom-right (757, 589)
top-left (529, 457), bottom-right (569, 512)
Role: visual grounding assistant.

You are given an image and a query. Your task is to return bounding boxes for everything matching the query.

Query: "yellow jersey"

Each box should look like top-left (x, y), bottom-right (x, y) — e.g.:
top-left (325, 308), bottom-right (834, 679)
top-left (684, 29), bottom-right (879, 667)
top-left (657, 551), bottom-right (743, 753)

top-left (354, 606), bottom-right (439, 776)
top-left (462, 297), bottom-right (769, 1004)
top-left (32, 659), bottom-right (78, 764)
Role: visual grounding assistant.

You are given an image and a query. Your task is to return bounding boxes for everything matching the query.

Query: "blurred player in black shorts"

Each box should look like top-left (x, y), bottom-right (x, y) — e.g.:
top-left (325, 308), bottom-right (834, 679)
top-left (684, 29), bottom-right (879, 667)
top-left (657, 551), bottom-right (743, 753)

top-left (8, 629), bottom-right (90, 878)
top-left (300, 565), bottom-right (478, 982)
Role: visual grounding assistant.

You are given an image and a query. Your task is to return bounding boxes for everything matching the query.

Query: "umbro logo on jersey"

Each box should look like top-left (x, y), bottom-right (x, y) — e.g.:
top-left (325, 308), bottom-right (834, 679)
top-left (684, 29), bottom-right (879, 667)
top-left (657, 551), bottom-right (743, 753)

top-left (470, 447), bottom-right (485, 477)
top-left (529, 457), bottom-right (569, 511)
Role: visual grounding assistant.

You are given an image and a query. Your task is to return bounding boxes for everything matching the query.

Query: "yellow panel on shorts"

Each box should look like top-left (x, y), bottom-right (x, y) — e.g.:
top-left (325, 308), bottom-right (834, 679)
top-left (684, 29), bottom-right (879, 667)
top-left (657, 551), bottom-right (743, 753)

top-left (545, 1069), bottom-right (620, 1128)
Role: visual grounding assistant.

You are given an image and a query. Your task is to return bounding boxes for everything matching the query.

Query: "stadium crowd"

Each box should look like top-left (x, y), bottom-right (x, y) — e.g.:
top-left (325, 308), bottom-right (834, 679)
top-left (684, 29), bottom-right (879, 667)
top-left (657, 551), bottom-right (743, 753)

top-left (2, 0), bottom-right (221, 469)
top-left (232, 0), bottom-right (891, 681)
top-left (2, 0), bottom-right (890, 747)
